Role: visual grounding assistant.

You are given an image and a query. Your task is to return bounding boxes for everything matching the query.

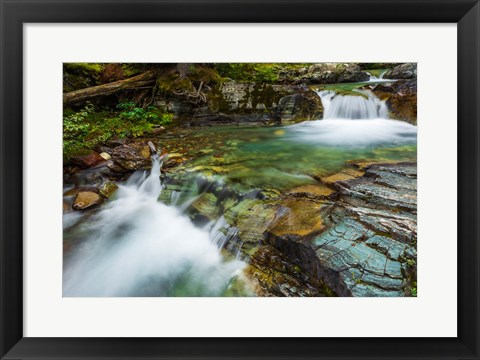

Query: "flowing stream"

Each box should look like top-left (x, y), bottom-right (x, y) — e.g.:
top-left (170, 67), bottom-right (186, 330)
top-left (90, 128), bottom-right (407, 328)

top-left (63, 155), bottom-right (248, 296)
top-left (63, 85), bottom-right (417, 297)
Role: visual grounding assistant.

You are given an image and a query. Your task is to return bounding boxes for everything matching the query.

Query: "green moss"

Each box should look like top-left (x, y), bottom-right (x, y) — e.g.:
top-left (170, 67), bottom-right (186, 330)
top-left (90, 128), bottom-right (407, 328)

top-left (358, 63), bottom-right (400, 70)
top-left (64, 63), bottom-right (104, 75)
top-left (121, 64), bottom-right (143, 78)
top-left (64, 63), bottom-right (105, 92)
top-left (215, 63), bottom-right (293, 83)
top-left (63, 101), bottom-right (173, 162)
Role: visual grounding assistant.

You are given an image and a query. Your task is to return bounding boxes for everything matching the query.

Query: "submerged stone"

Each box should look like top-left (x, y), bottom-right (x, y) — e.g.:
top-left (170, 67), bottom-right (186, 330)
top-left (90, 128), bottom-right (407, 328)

top-left (270, 199), bottom-right (325, 237)
top-left (287, 183), bottom-right (334, 200)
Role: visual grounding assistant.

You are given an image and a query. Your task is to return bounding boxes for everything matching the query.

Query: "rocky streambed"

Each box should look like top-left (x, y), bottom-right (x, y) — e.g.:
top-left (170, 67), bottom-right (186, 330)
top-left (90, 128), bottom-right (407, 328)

top-left (63, 63), bottom-right (417, 297)
top-left (63, 122), bottom-right (417, 297)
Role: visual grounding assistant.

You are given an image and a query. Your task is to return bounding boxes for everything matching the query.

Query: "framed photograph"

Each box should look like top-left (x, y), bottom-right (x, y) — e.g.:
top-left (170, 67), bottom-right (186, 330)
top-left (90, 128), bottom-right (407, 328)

top-left (1, 0), bottom-right (479, 359)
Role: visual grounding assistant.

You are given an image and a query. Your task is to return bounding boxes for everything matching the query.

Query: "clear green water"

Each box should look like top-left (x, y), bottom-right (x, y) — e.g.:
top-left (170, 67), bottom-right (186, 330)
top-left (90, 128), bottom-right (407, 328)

top-left (173, 122), bottom-right (417, 192)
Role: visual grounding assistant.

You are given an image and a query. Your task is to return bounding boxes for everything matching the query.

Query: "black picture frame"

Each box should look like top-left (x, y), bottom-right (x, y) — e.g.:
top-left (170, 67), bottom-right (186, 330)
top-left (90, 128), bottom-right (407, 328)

top-left (1, 0), bottom-right (479, 359)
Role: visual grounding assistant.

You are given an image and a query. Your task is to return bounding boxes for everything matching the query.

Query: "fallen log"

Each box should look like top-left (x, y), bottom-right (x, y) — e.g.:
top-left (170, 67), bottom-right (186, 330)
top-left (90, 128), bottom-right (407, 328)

top-left (63, 71), bottom-right (157, 106)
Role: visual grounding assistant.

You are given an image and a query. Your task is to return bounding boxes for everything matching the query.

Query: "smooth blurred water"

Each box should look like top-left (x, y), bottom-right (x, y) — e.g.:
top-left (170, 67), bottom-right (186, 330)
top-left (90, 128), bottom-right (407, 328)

top-left (63, 156), bottom-right (248, 297)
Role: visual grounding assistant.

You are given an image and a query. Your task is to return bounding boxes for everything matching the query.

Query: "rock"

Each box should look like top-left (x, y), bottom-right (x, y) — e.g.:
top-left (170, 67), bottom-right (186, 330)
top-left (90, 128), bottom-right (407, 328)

top-left (296, 63), bottom-right (370, 84)
top-left (72, 191), bottom-right (102, 210)
top-left (66, 163), bottom-right (114, 187)
top-left (107, 136), bottom-right (129, 147)
top-left (110, 142), bottom-right (152, 171)
top-left (189, 192), bottom-right (220, 224)
top-left (322, 167), bottom-right (365, 185)
top-left (254, 162), bottom-right (417, 297)
top-left (276, 93), bottom-right (323, 124)
top-left (248, 244), bottom-right (331, 296)
top-left (334, 163), bottom-right (417, 213)
top-left (99, 181), bottom-right (118, 199)
top-left (162, 153), bottom-right (186, 169)
top-left (99, 152), bottom-right (111, 160)
top-left (309, 163), bottom-right (417, 296)
top-left (383, 63), bottom-right (417, 79)
top-left (335, 63), bottom-right (370, 83)
top-left (270, 199), bottom-right (325, 237)
top-left (147, 141), bottom-right (157, 154)
top-left (173, 81), bottom-right (322, 126)
top-left (70, 152), bottom-right (105, 169)
top-left (369, 79), bottom-right (417, 123)
top-left (223, 199), bottom-right (280, 254)
top-left (148, 126), bottom-right (166, 135)
top-left (287, 184), bottom-right (334, 200)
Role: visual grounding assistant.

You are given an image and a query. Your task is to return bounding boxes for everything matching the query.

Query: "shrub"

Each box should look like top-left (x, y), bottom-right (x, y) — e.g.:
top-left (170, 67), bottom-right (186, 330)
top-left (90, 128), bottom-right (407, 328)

top-left (63, 101), bottom-right (173, 161)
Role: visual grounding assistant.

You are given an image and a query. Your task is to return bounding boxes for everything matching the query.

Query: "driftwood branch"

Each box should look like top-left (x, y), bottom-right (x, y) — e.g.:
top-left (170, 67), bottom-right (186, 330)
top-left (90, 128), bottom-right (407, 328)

top-left (172, 81), bottom-right (207, 104)
top-left (63, 71), bottom-right (157, 106)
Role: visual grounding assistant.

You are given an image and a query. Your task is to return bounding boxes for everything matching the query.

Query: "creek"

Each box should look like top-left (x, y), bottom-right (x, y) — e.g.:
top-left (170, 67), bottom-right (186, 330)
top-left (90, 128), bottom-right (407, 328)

top-left (63, 86), bottom-right (417, 296)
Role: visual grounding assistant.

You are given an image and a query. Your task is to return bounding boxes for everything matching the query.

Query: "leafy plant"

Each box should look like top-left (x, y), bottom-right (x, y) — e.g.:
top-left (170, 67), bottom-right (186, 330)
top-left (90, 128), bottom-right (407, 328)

top-left (117, 102), bottom-right (172, 125)
top-left (63, 101), bottom-right (173, 161)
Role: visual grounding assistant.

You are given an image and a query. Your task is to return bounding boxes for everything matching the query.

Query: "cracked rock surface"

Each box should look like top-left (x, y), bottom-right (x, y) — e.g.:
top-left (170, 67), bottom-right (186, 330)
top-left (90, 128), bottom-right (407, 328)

top-left (305, 163), bottom-right (417, 296)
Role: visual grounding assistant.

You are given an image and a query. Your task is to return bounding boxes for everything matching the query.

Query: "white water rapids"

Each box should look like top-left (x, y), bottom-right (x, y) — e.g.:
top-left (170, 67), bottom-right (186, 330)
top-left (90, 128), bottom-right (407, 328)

top-left (63, 155), bottom-right (246, 297)
top-left (287, 89), bottom-right (417, 147)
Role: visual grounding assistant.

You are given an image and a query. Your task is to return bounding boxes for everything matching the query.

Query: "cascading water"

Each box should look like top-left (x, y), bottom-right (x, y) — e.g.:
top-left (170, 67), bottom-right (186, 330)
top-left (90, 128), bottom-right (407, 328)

top-left (286, 89), bottom-right (417, 147)
top-left (320, 89), bottom-right (389, 120)
top-left (367, 70), bottom-right (388, 81)
top-left (63, 154), bottom-right (247, 297)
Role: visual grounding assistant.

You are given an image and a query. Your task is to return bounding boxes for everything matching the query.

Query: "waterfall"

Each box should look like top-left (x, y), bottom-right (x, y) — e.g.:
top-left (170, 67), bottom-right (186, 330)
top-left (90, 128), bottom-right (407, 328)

top-left (367, 70), bottom-right (387, 81)
top-left (63, 155), bottom-right (246, 297)
top-left (285, 89), bottom-right (417, 147)
top-left (318, 90), bottom-right (389, 120)
top-left (209, 216), bottom-right (242, 257)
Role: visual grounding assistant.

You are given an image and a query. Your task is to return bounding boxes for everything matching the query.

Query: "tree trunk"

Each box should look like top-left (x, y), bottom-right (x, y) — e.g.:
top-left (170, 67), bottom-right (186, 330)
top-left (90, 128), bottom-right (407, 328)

top-left (63, 71), bottom-right (157, 106)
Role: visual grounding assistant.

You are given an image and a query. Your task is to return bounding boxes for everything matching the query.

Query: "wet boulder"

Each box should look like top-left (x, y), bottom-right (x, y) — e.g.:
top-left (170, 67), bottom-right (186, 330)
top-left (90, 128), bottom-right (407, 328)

top-left (70, 151), bottom-right (105, 169)
top-left (369, 79), bottom-right (417, 123)
top-left (110, 142), bottom-right (152, 171)
top-left (335, 63), bottom-right (370, 83)
top-left (99, 181), bottom-right (119, 199)
top-left (383, 63), bottom-right (417, 79)
top-left (300, 63), bottom-right (369, 84)
top-left (276, 92), bottom-right (323, 124)
top-left (72, 191), bottom-right (102, 210)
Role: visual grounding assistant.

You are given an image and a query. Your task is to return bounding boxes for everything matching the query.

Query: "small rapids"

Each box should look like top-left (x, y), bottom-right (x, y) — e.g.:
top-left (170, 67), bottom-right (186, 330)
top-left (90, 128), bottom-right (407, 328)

top-left (287, 89), bottom-right (417, 147)
top-left (63, 155), bottom-right (247, 297)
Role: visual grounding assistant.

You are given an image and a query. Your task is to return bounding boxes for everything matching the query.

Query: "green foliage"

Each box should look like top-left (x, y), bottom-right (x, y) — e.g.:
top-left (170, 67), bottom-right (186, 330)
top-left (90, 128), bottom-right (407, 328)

top-left (358, 63), bottom-right (399, 70)
top-left (63, 103), bottom-right (95, 158)
top-left (215, 63), bottom-right (283, 83)
top-left (410, 282), bottom-right (417, 297)
top-left (215, 63), bottom-right (318, 83)
top-left (117, 101), bottom-right (173, 125)
top-left (63, 102), bottom-right (94, 136)
top-left (64, 63), bottom-right (104, 75)
top-left (405, 258), bottom-right (416, 267)
top-left (64, 63), bottom-right (105, 92)
top-left (63, 101), bottom-right (173, 161)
